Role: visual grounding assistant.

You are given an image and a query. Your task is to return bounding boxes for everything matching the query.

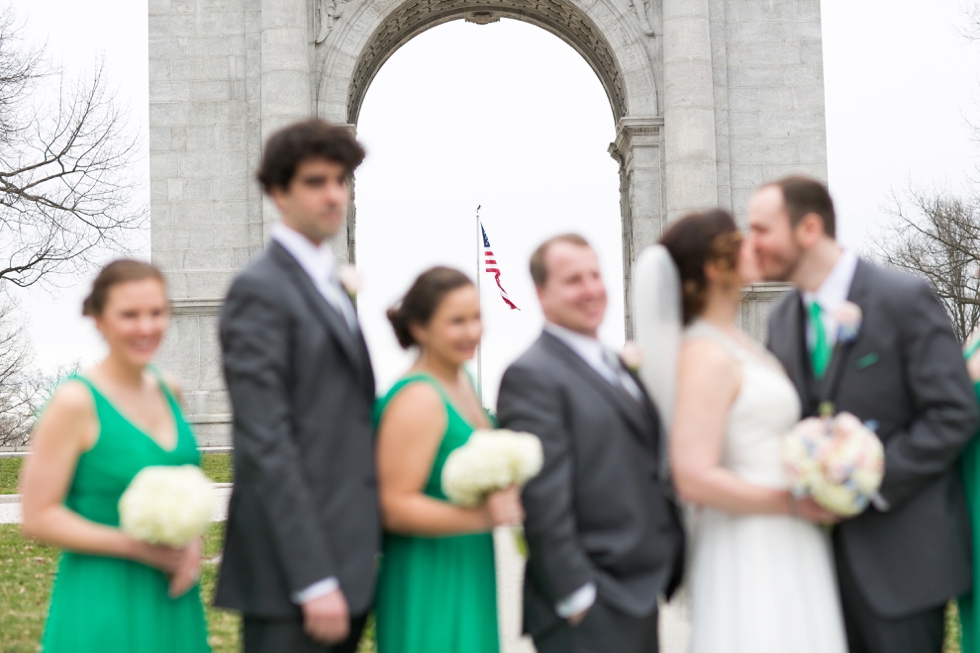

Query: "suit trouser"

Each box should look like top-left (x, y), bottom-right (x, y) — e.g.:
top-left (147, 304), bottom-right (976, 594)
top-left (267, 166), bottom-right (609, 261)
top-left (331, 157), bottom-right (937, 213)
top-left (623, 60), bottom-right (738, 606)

top-left (243, 612), bottom-right (368, 653)
top-left (833, 535), bottom-right (945, 653)
top-left (533, 602), bottom-right (659, 653)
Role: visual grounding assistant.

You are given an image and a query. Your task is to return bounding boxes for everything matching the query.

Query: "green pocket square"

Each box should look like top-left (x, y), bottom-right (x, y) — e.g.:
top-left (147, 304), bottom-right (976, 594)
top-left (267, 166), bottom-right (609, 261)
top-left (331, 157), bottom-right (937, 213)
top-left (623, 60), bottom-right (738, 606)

top-left (855, 353), bottom-right (879, 369)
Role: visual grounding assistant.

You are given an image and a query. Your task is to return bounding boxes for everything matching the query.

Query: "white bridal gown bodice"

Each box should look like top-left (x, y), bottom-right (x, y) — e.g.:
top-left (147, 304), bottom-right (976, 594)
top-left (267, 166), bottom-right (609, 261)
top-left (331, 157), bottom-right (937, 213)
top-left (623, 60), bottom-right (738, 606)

top-left (684, 320), bottom-right (847, 653)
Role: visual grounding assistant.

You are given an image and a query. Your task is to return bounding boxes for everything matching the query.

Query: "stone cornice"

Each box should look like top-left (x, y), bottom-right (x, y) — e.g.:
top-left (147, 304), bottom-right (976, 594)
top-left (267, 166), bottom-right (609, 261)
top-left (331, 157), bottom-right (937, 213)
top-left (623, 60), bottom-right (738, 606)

top-left (741, 282), bottom-right (794, 302)
top-left (170, 298), bottom-right (224, 316)
top-left (610, 115), bottom-right (663, 163)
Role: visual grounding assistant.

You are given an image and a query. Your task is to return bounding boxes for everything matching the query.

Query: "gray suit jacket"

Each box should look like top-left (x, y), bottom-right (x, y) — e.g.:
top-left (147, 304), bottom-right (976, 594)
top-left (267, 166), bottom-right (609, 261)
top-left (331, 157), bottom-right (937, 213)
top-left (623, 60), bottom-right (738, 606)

top-left (215, 241), bottom-right (380, 618)
top-left (497, 332), bottom-right (684, 639)
top-left (768, 258), bottom-right (978, 618)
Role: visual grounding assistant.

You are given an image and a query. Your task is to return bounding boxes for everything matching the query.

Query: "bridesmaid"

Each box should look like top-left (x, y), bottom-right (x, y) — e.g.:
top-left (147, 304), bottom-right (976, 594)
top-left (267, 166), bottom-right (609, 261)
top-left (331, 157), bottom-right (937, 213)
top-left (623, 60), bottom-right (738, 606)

top-left (19, 259), bottom-right (210, 653)
top-left (373, 267), bottom-right (523, 653)
top-left (960, 335), bottom-right (980, 651)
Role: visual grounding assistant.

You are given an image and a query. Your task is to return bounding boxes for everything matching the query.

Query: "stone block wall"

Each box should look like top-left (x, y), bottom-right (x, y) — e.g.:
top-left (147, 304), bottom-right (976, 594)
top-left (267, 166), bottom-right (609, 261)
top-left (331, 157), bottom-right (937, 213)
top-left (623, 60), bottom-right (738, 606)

top-left (708, 0), bottom-right (828, 220)
top-left (148, 0), bottom-right (264, 441)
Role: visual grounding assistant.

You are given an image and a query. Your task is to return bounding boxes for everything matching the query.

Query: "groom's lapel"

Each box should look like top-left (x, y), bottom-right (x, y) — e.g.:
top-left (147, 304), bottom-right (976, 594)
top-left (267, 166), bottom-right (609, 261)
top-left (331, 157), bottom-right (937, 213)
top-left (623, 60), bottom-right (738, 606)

top-left (541, 333), bottom-right (654, 448)
top-left (269, 242), bottom-right (363, 374)
top-left (819, 259), bottom-right (872, 404)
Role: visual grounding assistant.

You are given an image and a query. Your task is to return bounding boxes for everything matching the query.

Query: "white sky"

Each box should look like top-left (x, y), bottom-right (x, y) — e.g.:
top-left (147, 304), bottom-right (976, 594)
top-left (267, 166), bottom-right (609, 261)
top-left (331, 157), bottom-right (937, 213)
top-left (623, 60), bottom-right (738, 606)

top-left (11, 0), bottom-right (980, 405)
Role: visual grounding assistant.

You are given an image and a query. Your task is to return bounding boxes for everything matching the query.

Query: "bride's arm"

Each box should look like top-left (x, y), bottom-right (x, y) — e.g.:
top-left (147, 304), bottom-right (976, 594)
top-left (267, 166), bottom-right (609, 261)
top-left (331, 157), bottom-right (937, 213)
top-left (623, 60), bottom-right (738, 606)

top-left (20, 382), bottom-right (186, 572)
top-left (376, 382), bottom-right (518, 536)
top-left (670, 340), bottom-right (793, 515)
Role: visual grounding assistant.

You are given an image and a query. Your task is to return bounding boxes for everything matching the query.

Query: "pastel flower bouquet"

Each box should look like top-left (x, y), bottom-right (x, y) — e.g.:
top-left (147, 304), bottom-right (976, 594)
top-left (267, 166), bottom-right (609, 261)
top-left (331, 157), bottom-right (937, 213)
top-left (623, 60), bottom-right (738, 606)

top-left (118, 465), bottom-right (217, 547)
top-left (441, 429), bottom-right (544, 556)
top-left (782, 406), bottom-right (885, 517)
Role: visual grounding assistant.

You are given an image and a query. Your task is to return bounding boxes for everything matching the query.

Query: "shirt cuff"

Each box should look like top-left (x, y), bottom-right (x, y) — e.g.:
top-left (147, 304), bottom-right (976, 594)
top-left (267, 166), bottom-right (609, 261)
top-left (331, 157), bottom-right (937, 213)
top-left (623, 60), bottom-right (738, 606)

top-left (292, 577), bottom-right (340, 604)
top-left (555, 582), bottom-right (597, 618)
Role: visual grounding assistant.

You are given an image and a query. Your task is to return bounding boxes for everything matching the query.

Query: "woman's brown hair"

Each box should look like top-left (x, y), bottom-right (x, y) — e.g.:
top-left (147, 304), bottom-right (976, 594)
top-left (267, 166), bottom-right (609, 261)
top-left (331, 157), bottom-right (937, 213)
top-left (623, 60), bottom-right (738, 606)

top-left (659, 210), bottom-right (742, 325)
top-left (82, 259), bottom-right (167, 317)
top-left (387, 267), bottom-right (474, 349)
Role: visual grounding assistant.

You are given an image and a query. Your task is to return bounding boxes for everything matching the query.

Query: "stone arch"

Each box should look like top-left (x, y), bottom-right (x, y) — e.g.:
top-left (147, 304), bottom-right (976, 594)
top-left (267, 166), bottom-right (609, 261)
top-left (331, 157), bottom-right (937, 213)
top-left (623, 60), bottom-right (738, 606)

top-left (312, 0), bottom-right (667, 332)
top-left (314, 0), bottom-right (661, 125)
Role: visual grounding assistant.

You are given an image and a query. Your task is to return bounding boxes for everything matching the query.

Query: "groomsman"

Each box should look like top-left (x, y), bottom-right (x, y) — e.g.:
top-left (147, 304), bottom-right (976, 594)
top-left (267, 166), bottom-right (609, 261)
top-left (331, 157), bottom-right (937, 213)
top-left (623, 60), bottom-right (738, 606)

top-left (215, 120), bottom-right (379, 653)
top-left (497, 235), bottom-right (684, 653)
top-left (753, 176), bottom-right (978, 653)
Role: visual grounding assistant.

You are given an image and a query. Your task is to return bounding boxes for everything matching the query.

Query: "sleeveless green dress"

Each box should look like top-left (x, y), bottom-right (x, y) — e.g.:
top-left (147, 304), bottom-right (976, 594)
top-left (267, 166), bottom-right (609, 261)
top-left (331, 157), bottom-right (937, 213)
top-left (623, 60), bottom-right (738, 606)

top-left (961, 338), bottom-right (980, 652)
top-left (40, 374), bottom-right (211, 653)
top-left (373, 374), bottom-right (500, 653)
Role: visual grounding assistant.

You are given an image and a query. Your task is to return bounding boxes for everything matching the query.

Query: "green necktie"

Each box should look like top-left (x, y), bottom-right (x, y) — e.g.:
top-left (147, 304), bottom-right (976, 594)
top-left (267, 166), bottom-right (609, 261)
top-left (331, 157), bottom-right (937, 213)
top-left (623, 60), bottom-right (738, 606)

top-left (808, 300), bottom-right (831, 379)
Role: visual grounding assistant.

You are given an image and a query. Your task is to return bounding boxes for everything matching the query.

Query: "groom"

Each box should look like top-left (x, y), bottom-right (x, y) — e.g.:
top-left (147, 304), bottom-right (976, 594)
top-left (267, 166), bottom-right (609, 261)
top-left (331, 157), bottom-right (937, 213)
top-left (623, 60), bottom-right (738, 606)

top-left (215, 120), bottom-right (379, 652)
top-left (752, 176), bottom-right (978, 653)
top-left (497, 234), bottom-right (684, 653)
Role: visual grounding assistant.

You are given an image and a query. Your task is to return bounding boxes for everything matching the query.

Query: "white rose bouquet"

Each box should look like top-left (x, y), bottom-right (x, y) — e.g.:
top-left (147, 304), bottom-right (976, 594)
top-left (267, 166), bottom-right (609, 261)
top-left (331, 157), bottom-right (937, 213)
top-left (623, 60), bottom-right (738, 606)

top-left (782, 407), bottom-right (884, 517)
top-left (441, 429), bottom-right (544, 556)
top-left (119, 465), bottom-right (217, 547)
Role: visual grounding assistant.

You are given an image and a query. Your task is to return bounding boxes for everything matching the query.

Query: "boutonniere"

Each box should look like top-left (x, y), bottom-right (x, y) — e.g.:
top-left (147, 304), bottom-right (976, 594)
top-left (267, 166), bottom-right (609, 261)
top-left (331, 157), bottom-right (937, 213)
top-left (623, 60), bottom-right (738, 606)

top-left (620, 341), bottom-right (644, 373)
top-left (834, 301), bottom-right (862, 344)
top-left (338, 264), bottom-right (363, 299)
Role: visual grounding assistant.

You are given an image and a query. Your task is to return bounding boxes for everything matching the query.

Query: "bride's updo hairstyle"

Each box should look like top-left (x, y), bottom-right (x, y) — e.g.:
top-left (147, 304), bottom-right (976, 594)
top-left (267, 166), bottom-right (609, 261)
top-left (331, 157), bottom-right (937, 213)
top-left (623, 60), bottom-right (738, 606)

top-left (82, 259), bottom-right (167, 318)
top-left (387, 267), bottom-right (474, 349)
top-left (660, 210), bottom-right (742, 324)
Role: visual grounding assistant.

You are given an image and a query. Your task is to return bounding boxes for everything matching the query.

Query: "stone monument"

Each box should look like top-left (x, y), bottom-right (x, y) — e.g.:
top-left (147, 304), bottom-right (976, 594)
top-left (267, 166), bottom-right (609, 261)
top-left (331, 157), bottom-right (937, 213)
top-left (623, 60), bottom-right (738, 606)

top-left (147, 0), bottom-right (828, 444)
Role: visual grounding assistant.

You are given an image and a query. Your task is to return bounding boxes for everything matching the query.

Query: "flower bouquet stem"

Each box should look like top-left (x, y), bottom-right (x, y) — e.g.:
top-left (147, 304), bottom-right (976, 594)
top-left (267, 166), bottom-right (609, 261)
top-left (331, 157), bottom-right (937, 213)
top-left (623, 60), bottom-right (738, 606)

top-left (513, 524), bottom-right (528, 559)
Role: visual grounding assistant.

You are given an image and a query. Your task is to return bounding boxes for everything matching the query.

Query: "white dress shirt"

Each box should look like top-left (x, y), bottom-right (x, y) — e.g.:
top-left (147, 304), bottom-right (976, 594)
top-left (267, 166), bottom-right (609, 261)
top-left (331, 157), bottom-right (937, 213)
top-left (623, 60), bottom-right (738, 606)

top-left (542, 322), bottom-right (642, 618)
top-left (802, 248), bottom-right (859, 349)
top-left (271, 222), bottom-right (348, 605)
top-left (271, 222), bottom-right (358, 332)
top-left (544, 323), bottom-right (642, 401)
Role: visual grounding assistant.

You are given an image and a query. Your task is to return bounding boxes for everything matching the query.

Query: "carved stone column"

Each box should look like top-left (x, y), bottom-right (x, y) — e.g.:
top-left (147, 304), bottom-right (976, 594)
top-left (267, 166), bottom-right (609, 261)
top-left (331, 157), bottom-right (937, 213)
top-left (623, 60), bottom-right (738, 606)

top-left (661, 0), bottom-right (717, 221)
top-left (610, 116), bottom-right (664, 338)
top-left (261, 0), bottom-right (314, 235)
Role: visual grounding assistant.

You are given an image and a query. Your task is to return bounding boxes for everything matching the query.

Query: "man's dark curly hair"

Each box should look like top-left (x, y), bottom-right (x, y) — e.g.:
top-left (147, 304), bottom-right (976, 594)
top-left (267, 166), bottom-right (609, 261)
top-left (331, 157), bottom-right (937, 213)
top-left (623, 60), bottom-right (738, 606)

top-left (256, 119), bottom-right (366, 194)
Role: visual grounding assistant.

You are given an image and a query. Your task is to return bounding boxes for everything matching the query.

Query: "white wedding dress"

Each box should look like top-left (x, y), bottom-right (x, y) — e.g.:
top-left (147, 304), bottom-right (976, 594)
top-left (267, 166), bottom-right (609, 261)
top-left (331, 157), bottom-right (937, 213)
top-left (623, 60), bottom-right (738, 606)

top-left (684, 320), bottom-right (848, 653)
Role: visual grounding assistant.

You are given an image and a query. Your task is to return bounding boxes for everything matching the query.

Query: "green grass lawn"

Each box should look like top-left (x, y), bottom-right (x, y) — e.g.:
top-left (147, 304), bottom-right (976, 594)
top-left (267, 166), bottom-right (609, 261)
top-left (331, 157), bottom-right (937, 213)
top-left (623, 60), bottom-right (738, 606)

top-left (0, 457), bottom-right (23, 495)
top-left (200, 453), bottom-right (233, 484)
top-left (0, 454), bottom-right (232, 495)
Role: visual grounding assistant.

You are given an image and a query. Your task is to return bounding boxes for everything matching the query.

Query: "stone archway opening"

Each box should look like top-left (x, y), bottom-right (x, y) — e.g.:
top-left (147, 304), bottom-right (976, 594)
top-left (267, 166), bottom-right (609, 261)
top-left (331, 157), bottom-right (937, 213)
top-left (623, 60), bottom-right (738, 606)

top-left (350, 18), bottom-right (626, 399)
top-left (338, 0), bottom-right (631, 125)
top-left (314, 0), bottom-right (667, 335)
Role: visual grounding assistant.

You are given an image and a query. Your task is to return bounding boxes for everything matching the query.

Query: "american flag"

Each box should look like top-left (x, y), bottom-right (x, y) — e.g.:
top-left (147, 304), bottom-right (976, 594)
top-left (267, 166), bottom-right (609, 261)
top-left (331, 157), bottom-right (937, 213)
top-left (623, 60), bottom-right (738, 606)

top-left (482, 223), bottom-right (520, 311)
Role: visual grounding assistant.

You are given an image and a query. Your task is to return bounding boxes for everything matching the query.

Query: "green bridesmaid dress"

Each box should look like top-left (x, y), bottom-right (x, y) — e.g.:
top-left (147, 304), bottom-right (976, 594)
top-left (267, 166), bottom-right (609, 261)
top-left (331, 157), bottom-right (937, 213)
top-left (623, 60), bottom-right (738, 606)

top-left (373, 373), bottom-right (500, 653)
top-left (961, 339), bottom-right (980, 652)
top-left (40, 374), bottom-right (211, 653)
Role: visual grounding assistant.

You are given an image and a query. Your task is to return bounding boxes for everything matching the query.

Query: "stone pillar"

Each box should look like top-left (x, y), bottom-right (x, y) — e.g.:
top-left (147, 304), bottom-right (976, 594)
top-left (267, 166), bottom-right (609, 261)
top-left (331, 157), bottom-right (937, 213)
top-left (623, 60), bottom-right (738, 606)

top-left (610, 116), bottom-right (664, 338)
top-left (662, 0), bottom-right (717, 222)
top-left (260, 0), bottom-right (313, 235)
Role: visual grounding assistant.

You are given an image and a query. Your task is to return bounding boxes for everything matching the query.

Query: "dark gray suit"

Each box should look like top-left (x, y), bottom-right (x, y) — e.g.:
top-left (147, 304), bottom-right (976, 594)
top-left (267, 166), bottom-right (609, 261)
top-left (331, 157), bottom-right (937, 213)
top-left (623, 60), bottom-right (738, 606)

top-left (768, 259), bottom-right (978, 653)
top-left (215, 242), bottom-right (380, 653)
top-left (497, 332), bottom-right (684, 653)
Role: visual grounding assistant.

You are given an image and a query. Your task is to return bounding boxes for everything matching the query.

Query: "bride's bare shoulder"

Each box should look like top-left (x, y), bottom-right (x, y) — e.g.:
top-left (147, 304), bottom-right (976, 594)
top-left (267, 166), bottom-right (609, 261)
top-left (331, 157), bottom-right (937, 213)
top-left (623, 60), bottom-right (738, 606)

top-left (679, 337), bottom-right (737, 370)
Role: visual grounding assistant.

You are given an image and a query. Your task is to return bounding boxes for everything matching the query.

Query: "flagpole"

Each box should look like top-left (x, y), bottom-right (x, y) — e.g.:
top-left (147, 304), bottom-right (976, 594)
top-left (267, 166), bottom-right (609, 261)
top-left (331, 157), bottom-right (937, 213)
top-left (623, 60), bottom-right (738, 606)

top-left (475, 205), bottom-right (483, 408)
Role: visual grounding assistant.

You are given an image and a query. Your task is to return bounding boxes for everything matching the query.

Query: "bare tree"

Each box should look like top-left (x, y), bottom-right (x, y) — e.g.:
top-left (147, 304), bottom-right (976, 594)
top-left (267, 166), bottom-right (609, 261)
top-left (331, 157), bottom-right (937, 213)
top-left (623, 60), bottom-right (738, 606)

top-left (0, 5), bottom-right (142, 445)
top-left (0, 5), bottom-right (144, 291)
top-left (0, 302), bottom-right (43, 447)
top-left (873, 186), bottom-right (980, 341)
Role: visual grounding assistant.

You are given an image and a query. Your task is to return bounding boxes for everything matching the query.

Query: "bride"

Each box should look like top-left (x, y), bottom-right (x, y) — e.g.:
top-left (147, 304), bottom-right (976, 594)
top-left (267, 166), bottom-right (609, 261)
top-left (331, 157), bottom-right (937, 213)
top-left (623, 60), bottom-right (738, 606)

top-left (634, 209), bottom-right (847, 653)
